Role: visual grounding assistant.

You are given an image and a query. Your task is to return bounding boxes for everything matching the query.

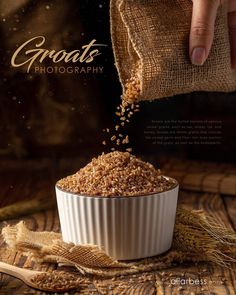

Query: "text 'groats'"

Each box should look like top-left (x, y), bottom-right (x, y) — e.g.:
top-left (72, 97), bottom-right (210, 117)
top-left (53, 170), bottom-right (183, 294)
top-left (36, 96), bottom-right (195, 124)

top-left (11, 36), bottom-right (107, 73)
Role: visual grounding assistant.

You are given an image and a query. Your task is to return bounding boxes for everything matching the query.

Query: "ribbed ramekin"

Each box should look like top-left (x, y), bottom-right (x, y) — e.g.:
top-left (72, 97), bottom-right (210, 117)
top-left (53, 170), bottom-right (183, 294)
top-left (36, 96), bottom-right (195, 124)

top-left (55, 177), bottom-right (179, 260)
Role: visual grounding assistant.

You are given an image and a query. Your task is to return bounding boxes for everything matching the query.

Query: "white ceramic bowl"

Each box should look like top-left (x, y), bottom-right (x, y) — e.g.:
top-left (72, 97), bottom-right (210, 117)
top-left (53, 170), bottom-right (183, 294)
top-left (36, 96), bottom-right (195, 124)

top-left (55, 176), bottom-right (179, 260)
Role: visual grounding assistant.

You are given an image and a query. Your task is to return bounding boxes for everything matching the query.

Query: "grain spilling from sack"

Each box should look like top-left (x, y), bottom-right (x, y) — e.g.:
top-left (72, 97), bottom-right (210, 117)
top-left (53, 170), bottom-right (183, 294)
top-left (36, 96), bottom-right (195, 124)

top-left (102, 60), bottom-right (141, 151)
top-left (122, 62), bottom-right (141, 104)
top-left (102, 98), bottom-right (140, 151)
top-left (57, 151), bottom-right (176, 197)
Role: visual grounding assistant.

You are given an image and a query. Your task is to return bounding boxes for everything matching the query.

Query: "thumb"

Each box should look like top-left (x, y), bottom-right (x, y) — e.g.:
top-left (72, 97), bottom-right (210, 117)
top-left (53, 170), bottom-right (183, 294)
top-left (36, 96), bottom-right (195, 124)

top-left (190, 0), bottom-right (220, 66)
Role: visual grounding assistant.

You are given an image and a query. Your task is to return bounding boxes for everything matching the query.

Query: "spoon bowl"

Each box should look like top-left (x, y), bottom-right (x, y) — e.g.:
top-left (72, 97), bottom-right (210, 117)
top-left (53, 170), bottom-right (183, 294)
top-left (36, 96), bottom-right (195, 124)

top-left (0, 261), bottom-right (79, 293)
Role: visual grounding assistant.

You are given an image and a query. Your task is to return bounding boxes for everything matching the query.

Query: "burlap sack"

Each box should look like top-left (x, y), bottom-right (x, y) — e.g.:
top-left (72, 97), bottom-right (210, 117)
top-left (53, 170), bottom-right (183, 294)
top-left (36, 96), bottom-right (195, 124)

top-left (110, 0), bottom-right (236, 101)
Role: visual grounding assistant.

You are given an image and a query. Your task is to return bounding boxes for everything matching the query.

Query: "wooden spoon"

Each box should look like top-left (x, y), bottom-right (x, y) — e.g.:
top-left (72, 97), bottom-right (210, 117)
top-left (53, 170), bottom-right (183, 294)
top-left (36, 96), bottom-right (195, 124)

top-left (0, 261), bottom-right (79, 293)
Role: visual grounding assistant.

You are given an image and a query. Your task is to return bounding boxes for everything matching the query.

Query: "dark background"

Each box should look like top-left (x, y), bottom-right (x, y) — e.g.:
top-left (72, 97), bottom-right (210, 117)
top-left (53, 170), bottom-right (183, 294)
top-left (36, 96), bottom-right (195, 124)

top-left (0, 0), bottom-right (236, 164)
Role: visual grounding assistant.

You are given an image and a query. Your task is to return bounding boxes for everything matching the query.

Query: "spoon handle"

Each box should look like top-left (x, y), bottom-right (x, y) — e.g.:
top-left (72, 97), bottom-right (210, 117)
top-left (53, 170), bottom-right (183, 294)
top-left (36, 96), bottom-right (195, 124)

top-left (0, 261), bottom-right (33, 280)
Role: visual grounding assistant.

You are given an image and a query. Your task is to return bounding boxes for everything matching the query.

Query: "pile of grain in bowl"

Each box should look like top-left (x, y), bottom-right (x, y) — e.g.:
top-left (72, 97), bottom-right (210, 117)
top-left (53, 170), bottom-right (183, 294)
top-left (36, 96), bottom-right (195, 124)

top-left (57, 151), bottom-right (176, 197)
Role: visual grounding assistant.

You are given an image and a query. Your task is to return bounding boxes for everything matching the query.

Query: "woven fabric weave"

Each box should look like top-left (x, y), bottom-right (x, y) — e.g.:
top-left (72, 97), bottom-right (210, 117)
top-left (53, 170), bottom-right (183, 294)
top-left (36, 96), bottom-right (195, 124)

top-left (110, 0), bottom-right (236, 101)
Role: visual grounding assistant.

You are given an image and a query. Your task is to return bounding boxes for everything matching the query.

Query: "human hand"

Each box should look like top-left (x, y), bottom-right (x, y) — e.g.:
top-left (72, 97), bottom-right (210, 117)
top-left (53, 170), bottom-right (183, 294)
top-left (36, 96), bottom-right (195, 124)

top-left (190, 0), bottom-right (236, 68)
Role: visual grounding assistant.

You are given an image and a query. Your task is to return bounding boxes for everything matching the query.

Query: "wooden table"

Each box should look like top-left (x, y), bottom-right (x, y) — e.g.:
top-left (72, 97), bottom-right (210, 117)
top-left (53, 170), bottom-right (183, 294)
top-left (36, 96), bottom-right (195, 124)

top-left (0, 158), bottom-right (236, 294)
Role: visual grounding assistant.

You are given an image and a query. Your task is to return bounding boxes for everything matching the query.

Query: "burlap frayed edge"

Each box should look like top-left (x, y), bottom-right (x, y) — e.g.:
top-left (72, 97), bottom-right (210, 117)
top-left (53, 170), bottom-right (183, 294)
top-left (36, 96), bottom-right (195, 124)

top-left (1, 222), bottom-right (126, 269)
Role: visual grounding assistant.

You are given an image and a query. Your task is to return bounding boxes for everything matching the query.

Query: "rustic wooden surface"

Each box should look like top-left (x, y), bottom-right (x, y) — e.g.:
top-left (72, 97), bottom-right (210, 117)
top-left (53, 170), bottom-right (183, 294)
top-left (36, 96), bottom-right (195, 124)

top-left (0, 159), bottom-right (236, 295)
